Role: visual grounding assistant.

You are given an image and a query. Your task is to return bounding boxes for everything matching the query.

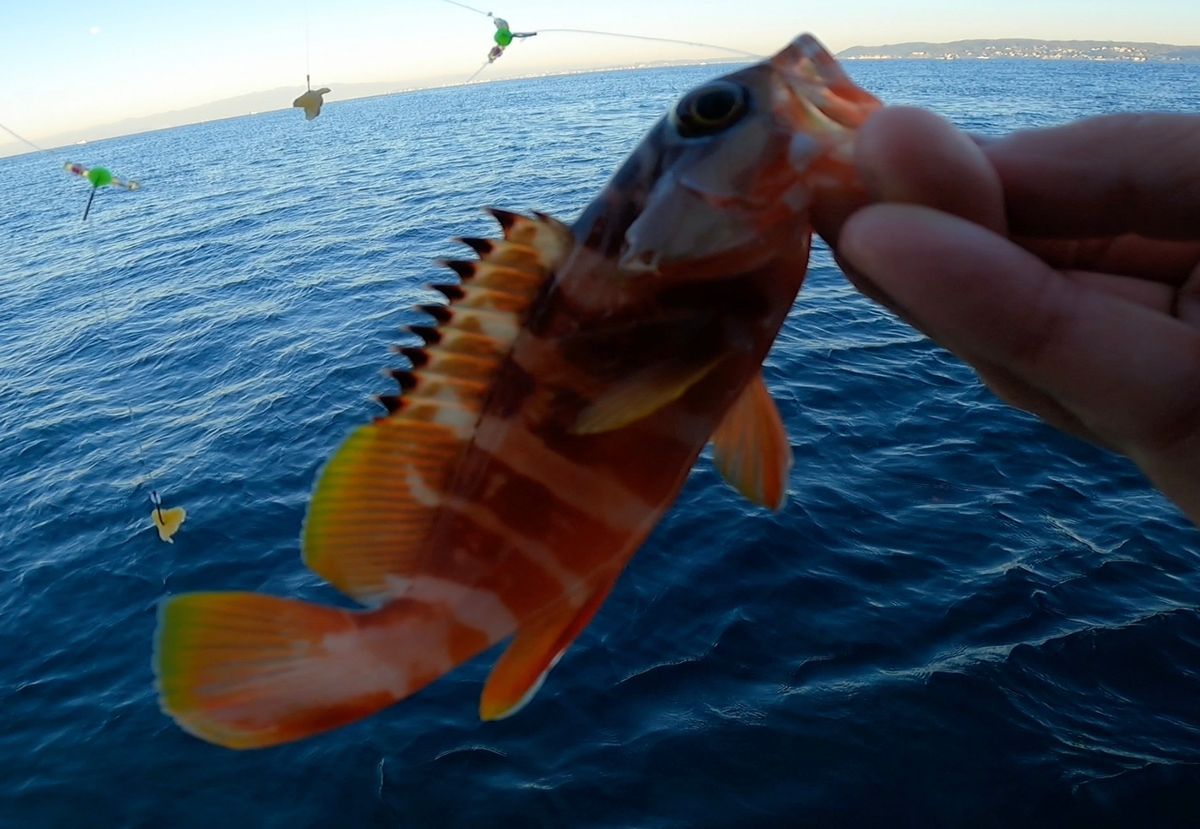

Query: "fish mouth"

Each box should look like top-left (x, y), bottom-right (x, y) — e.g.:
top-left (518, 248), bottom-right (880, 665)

top-left (771, 34), bottom-right (882, 175)
top-left (617, 36), bottom-right (879, 274)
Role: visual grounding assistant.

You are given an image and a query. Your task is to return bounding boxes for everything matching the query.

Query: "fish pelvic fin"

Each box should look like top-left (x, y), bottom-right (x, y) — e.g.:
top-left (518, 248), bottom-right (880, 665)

top-left (154, 593), bottom-right (430, 749)
top-left (480, 573), bottom-right (619, 721)
top-left (302, 210), bottom-right (572, 605)
top-left (710, 372), bottom-right (792, 510)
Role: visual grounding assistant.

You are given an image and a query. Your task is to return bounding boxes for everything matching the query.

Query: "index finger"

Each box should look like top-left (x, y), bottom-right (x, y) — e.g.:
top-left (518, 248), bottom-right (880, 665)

top-left (1016, 234), bottom-right (1200, 285)
top-left (984, 113), bottom-right (1200, 240)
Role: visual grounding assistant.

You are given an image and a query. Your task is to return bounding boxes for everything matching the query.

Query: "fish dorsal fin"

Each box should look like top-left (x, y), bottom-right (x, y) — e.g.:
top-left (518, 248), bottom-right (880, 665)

top-left (710, 373), bottom-right (792, 510)
top-left (479, 572), bottom-right (619, 720)
top-left (302, 209), bottom-right (573, 605)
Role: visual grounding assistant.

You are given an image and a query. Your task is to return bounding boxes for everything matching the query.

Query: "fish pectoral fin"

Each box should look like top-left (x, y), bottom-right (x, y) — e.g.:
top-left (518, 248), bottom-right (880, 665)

top-left (710, 372), bottom-right (792, 510)
top-left (151, 506), bottom-right (187, 543)
top-left (480, 575), bottom-right (619, 721)
top-left (572, 358), bottom-right (720, 435)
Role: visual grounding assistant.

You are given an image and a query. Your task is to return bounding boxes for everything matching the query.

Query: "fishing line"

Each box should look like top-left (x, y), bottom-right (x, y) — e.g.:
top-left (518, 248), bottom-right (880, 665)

top-left (3, 119), bottom-right (140, 220)
top-left (73, 170), bottom-right (182, 539)
top-left (81, 209), bottom-right (165, 517)
top-left (0, 120), bottom-right (53, 156)
top-left (535, 28), bottom-right (761, 59)
top-left (437, 0), bottom-right (494, 17)
top-left (432, 0), bottom-right (763, 82)
top-left (463, 59), bottom-right (492, 84)
top-left (292, 0), bottom-right (332, 119)
top-left (304, 0), bottom-right (312, 88)
top-left (4, 115), bottom-right (180, 534)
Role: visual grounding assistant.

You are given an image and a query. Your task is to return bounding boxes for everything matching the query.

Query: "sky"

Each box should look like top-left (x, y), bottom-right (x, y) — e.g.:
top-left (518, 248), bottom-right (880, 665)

top-left (3, 0), bottom-right (1199, 148)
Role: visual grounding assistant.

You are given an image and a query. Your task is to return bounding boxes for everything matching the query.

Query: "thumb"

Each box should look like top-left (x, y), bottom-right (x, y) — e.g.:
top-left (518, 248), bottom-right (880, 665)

top-left (854, 106), bottom-right (1005, 233)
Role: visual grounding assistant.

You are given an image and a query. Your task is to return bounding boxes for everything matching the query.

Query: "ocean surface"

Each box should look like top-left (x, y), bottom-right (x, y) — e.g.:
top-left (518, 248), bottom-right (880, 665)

top-left (2, 56), bottom-right (1199, 827)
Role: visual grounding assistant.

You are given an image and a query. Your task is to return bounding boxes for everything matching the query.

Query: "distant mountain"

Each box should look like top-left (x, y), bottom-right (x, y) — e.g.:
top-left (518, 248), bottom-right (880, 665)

top-left (0, 79), bottom-right (459, 159)
top-left (837, 39), bottom-right (1200, 62)
top-left (0, 59), bottom-right (741, 159)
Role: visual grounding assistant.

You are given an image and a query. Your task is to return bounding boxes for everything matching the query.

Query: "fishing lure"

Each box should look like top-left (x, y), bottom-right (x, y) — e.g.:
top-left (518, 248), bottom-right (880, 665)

top-left (150, 490), bottom-right (187, 544)
top-left (293, 75), bottom-right (331, 121)
top-left (64, 163), bottom-right (187, 539)
top-left (486, 16), bottom-right (537, 62)
top-left (63, 162), bottom-right (141, 221)
top-left (439, 0), bottom-right (759, 83)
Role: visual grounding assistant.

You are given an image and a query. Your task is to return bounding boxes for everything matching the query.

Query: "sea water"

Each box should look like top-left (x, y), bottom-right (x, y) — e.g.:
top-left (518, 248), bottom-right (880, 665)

top-left (1, 58), bottom-right (1199, 826)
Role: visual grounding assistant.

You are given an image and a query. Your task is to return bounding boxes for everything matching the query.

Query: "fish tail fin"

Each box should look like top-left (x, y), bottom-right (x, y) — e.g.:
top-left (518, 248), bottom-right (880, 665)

top-left (154, 592), bottom-right (406, 749)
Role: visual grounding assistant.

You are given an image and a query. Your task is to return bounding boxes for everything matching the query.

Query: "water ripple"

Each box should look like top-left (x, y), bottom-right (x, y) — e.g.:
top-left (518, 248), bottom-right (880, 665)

top-left (0, 60), bottom-right (1198, 827)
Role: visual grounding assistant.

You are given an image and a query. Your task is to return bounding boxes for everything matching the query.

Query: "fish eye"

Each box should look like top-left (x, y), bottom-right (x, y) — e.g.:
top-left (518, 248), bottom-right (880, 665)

top-left (671, 81), bottom-right (748, 137)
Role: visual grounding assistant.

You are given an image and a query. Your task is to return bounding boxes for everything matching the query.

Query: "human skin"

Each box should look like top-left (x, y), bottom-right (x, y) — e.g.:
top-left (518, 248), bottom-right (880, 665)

top-left (821, 108), bottom-right (1200, 526)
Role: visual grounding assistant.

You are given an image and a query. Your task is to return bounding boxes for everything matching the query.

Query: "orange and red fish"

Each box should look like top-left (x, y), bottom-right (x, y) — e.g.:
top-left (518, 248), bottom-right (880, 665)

top-left (153, 34), bottom-right (881, 749)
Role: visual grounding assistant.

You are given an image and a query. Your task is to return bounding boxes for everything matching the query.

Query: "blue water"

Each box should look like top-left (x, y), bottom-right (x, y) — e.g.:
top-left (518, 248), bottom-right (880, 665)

top-left (2, 58), bottom-right (1199, 826)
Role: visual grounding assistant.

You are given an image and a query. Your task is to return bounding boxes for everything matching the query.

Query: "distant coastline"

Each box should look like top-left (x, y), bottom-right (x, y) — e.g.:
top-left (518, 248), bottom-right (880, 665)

top-left (838, 38), bottom-right (1200, 62)
top-left (5, 40), bottom-right (1198, 159)
top-left (0, 59), bottom-right (737, 160)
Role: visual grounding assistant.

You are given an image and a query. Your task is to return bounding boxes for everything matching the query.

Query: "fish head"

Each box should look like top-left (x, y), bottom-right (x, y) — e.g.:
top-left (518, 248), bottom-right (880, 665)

top-left (582, 34), bottom-right (881, 278)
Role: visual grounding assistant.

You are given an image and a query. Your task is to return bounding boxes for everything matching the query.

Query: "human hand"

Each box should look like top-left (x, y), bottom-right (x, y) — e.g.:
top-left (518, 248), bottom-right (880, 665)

top-left (827, 107), bottom-right (1200, 525)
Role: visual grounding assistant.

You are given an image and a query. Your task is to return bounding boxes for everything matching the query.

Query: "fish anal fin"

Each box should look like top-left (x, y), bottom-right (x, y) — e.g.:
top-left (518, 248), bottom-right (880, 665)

top-left (572, 358), bottom-right (720, 435)
top-left (480, 575), bottom-right (618, 721)
top-left (710, 373), bottom-right (792, 510)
